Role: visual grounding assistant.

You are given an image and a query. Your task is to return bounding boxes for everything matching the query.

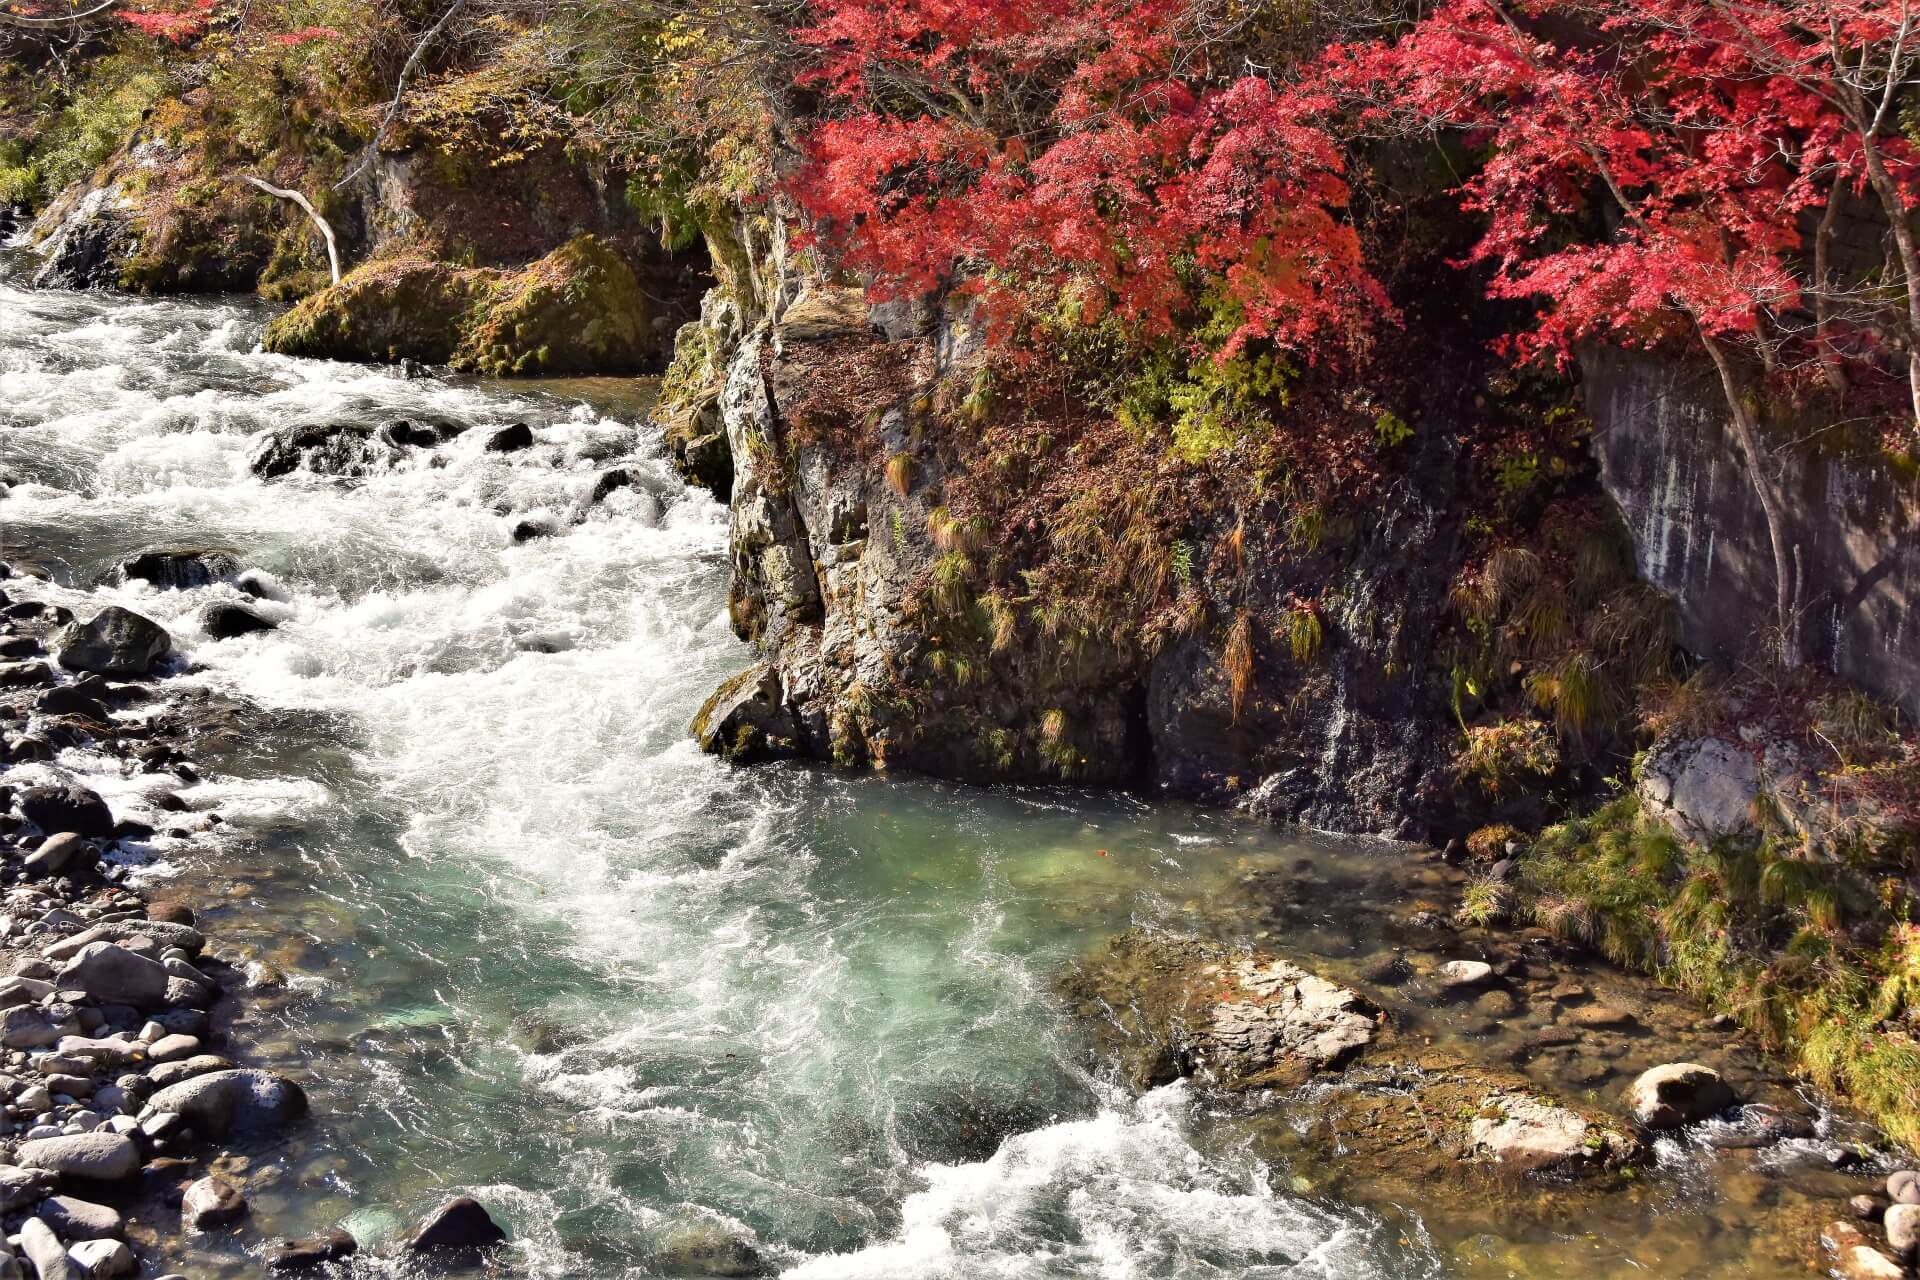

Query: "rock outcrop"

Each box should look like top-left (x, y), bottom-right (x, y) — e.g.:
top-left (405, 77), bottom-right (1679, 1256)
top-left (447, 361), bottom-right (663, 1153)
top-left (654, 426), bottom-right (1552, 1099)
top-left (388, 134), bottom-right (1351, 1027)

top-left (261, 235), bottom-right (660, 375)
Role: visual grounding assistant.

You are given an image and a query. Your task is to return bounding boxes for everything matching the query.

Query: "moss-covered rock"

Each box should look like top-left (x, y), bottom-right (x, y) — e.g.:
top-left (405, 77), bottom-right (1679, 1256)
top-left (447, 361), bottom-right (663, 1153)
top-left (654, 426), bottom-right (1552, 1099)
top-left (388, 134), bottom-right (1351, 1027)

top-left (262, 255), bottom-right (502, 364)
top-left (262, 235), bottom-right (658, 375)
top-left (450, 235), bottom-right (654, 377)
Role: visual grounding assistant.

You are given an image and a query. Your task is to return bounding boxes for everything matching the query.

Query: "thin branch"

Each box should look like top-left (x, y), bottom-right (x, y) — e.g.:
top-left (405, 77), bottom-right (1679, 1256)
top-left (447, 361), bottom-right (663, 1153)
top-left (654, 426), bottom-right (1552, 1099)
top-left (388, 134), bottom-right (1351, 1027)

top-left (239, 176), bottom-right (340, 285)
top-left (333, 0), bottom-right (469, 192)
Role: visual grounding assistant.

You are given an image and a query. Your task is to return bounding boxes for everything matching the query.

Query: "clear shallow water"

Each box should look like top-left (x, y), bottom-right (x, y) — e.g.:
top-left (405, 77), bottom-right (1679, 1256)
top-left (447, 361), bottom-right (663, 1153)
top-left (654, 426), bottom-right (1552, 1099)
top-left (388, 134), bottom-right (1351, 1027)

top-left (0, 257), bottom-right (1868, 1279)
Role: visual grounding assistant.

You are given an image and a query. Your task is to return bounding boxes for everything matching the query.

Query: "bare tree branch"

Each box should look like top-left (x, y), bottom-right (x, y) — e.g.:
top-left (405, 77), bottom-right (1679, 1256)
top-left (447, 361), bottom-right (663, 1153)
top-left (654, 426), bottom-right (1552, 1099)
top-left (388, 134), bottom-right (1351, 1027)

top-left (239, 176), bottom-right (341, 285)
top-left (333, 0), bottom-right (470, 192)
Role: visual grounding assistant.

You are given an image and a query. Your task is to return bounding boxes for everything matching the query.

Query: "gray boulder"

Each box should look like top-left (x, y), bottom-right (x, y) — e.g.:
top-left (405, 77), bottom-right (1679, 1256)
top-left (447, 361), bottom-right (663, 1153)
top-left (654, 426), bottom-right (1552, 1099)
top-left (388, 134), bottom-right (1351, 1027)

top-left (1626, 1062), bottom-right (1734, 1130)
top-left (54, 609), bottom-right (171, 678)
top-left (17, 1217), bottom-right (70, 1280)
top-left (0, 1006), bottom-right (79, 1051)
top-left (0, 1165), bottom-right (54, 1212)
top-left (141, 1068), bottom-right (306, 1138)
top-left (23, 834), bottom-right (86, 877)
top-left (65, 1239), bottom-right (133, 1279)
top-left (199, 603), bottom-right (275, 640)
top-left (56, 943), bottom-right (171, 1010)
top-left (15, 1133), bottom-right (139, 1182)
top-left (37, 1194), bottom-right (122, 1240)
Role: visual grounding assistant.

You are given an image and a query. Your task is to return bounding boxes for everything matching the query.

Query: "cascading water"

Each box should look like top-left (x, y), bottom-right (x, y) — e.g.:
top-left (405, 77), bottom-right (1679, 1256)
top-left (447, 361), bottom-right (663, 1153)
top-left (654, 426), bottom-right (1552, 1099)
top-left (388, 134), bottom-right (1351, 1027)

top-left (0, 255), bottom-right (1448, 1278)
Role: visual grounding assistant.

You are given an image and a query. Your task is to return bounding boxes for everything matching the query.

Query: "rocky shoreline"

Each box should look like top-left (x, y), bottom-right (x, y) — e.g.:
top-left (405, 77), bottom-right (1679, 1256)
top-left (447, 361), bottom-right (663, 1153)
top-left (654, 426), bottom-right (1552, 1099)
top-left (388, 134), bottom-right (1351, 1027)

top-left (0, 565), bottom-right (511, 1276)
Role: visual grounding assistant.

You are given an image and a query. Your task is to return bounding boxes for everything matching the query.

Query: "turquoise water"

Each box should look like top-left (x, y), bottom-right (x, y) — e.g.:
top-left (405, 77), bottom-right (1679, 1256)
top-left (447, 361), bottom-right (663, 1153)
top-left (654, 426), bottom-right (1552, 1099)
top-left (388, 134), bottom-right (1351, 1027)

top-left (0, 261), bottom-right (1864, 1278)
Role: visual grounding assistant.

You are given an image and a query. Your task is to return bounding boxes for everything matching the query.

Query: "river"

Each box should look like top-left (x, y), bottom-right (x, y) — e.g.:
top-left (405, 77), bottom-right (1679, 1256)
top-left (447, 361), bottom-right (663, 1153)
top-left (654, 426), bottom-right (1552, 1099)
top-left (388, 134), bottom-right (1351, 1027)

top-left (0, 257), bottom-right (1874, 1278)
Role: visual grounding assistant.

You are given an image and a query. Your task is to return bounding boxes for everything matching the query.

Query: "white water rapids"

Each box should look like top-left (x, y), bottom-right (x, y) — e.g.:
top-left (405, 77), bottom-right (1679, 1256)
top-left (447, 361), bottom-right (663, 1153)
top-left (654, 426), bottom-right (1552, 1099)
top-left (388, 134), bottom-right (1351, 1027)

top-left (0, 261), bottom-right (1441, 1278)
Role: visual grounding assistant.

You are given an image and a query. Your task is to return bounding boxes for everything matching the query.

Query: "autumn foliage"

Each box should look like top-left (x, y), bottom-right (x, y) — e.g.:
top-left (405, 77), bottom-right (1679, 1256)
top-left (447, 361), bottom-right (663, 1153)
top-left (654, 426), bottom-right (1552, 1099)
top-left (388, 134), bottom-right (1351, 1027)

top-left (790, 0), bottom-right (1388, 364)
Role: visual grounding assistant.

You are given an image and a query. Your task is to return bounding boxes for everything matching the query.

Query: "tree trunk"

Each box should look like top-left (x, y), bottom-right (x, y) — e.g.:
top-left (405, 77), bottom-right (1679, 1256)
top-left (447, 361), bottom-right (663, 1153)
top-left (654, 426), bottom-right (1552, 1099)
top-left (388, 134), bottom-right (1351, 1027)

top-left (1812, 184), bottom-right (1848, 397)
top-left (1856, 138), bottom-right (1920, 430)
top-left (1699, 331), bottom-right (1801, 667)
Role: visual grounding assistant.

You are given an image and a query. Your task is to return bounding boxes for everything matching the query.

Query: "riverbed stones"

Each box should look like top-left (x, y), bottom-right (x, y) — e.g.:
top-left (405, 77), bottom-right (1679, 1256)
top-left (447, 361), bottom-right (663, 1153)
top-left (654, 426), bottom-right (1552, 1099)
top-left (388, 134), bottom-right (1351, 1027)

top-left (56, 943), bottom-right (171, 1010)
top-left (1828, 1221), bottom-right (1908, 1280)
top-left (179, 1175), bottom-right (246, 1230)
top-left (1888, 1170), bottom-right (1920, 1204)
top-left (46, 921), bottom-right (206, 960)
top-left (267, 1228), bottom-right (357, 1272)
top-left (53, 609), bottom-right (171, 678)
top-left (16, 787), bottom-right (113, 840)
top-left (38, 1194), bottom-right (123, 1240)
top-left (66, 1239), bottom-right (133, 1279)
top-left (18, 1217), bottom-right (70, 1280)
top-left (1469, 1093), bottom-right (1628, 1174)
top-left (140, 1068), bottom-right (306, 1138)
top-left (24, 834), bottom-right (86, 877)
top-left (1, 1005), bottom-right (79, 1050)
top-left (1884, 1203), bottom-right (1920, 1259)
top-left (1626, 1062), bottom-right (1734, 1130)
top-left (407, 1196), bottom-right (507, 1254)
top-left (1065, 929), bottom-right (1377, 1089)
top-left (15, 1132), bottom-right (139, 1181)
top-left (0, 1167), bottom-right (53, 1213)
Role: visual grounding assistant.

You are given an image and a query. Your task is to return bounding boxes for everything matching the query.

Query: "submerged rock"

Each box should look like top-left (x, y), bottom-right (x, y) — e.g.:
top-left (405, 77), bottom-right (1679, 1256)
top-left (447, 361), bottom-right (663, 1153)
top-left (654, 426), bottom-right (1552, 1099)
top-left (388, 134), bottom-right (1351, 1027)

top-left (267, 1229), bottom-right (357, 1272)
top-left (1064, 929), bottom-right (1378, 1089)
top-left (55, 609), bottom-right (172, 677)
top-left (180, 1175), bottom-right (247, 1230)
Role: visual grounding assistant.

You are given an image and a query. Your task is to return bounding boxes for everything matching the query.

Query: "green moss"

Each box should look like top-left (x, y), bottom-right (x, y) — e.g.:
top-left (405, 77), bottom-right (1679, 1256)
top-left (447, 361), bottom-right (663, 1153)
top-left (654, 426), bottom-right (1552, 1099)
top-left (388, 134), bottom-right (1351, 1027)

top-left (1520, 793), bottom-right (1920, 1152)
top-left (263, 256), bottom-right (502, 364)
top-left (452, 235), bottom-right (654, 377)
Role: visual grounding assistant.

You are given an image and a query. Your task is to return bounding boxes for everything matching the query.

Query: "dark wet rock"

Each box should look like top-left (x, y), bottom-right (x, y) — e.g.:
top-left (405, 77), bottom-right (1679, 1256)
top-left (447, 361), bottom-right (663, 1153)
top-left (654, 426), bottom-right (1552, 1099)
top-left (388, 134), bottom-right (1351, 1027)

top-left (267, 1229), bottom-right (358, 1272)
top-left (1625, 1062), bottom-right (1734, 1130)
top-left (0, 637), bottom-right (41, 658)
top-left (590, 468), bottom-right (635, 505)
top-left (1854, 1194), bottom-right (1887, 1221)
top-left (379, 419), bottom-right (443, 449)
top-left (141, 1068), bottom-right (306, 1138)
top-left (1063, 929), bottom-right (1377, 1090)
top-left (233, 570), bottom-right (292, 602)
top-left (249, 423), bottom-right (398, 481)
top-left (486, 422), bottom-right (534, 452)
top-left (54, 609), bottom-right (172, 678)
top-left (1355, 954), bottom-right (1412, 987)
top-left (180, 1175), bottom-right (247, 1230)
top-left (38, 1193), bottom-right (124, 1240)
top-left (118, 549), bottom-right (241, 591)
top-left (510, 519), bottom-right (553, 543)
top-left (407, 1196), bottom-right (507, 1254)
top-left (35, 686), bottom-right (112, 723)
top-left (198, 603), bottom-right (276, 640)
top-left (15, 1132), bottom-right (139, 1181)
top-left (1696, 1102), bottom-right (1815, 1150)
top-left (0, 661), bottom-right (54, 688)
top-left (17, 785), bottom-right (114, 839)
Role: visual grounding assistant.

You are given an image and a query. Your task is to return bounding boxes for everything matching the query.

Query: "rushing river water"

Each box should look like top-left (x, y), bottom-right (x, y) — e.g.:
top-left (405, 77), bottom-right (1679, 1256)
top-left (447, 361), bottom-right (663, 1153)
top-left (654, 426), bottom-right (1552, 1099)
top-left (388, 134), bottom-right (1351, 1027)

top-left (0, 257), bottom-right (1882, 1279)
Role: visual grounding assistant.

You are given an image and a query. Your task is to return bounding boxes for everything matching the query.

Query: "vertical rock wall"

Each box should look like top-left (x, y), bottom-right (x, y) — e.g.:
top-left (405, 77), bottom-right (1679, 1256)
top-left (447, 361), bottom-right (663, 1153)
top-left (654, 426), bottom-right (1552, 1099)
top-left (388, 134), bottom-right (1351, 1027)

top-left (1582, 348), bottom-right (1920, 715)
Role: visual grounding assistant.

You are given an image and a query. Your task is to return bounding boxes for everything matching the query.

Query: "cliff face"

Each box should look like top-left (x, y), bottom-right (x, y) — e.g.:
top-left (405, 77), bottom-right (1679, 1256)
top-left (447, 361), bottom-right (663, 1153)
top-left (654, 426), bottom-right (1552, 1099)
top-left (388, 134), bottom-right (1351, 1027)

top-left (686, 283), bottom-right (1491, 839)
top-left (1584, 348), bottom-right (1920, 716)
